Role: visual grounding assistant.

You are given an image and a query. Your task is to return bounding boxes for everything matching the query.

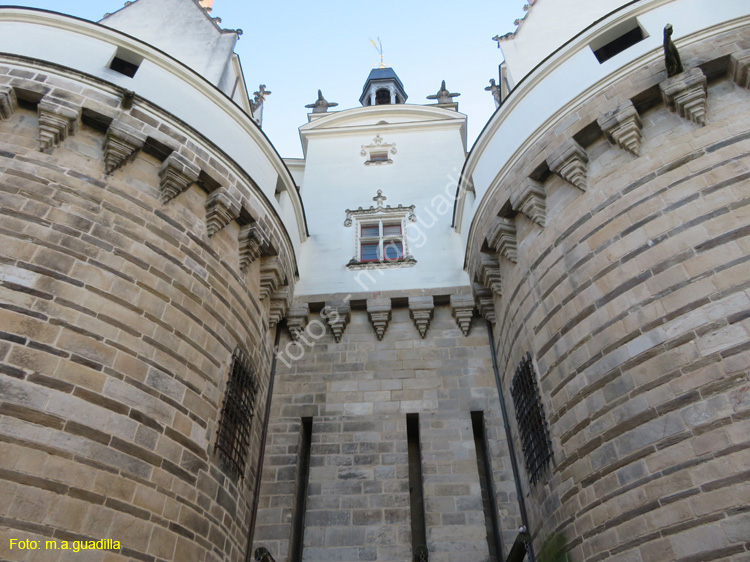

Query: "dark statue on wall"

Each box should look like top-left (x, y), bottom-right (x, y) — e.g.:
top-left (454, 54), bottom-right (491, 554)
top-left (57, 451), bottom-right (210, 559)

top-left (663, 23), bottom-right (684, 77)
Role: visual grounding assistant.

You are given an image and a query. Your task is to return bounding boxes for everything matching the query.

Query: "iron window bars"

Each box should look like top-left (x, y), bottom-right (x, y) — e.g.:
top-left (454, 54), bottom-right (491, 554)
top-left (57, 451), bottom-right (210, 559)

top-left (511, 352), bottom-right (553, 485)
top-left (215, 348), bottom-right (259, 478)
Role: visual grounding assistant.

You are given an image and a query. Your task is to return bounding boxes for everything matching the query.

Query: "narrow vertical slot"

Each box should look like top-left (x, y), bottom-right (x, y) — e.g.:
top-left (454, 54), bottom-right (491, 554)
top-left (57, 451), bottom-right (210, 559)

top-left (289, 417), bottom-right (312, 562)
top-left (406, 413), bottom-right (427, 558)
top-left (472, 411), bottom-right (503, 562)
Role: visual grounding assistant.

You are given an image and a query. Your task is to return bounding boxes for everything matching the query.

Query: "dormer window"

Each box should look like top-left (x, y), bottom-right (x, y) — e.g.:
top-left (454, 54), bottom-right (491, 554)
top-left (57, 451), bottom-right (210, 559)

top-left (361, 135), bottom-right (396, 165)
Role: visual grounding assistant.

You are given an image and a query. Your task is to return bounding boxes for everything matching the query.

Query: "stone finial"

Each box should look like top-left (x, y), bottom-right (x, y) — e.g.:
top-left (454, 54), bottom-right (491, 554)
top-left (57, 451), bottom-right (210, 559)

top-left (37, 99), bottom-right (80, 153)
top-left (158, 152), bottom-right (200, 203)
top-left (0, 86), bottom-right (17, 120)
top-left (366, 297), bottom-right (392, 341)
top-left (205, 187), bottom-right (241, 236)
top-left (238, 223), bottom-right (265, 270)
top-left (485, 78), bottom-right (501, 108)
top-left (286, 304), bottom-right (310, 341)
top-left (478, 253), bottom-right (503, 296)
top-left (323, 302), bottom-right (351, 343)
top-left (305, 90), bottom-right (338, 113)
top-left (730, 49), bottom-right (750, 89)
top-left (511, 180), bottom-right (547, 227)
top-left (474, 285), bottom-right (496, 324)
top-left (426, 80), bottom-right (461, 104)
top-left (487, 216), bottom-right (518, 263)
top-left (597, 100), bottom-right (643, 156)
top-left (660, 67), bottom-right (707, 126)
top-left (663, 24), bottom-right (684, 78)
top-left (408, 296), bottom-right (434, 339)
top-left (450, 294), bottom-right (475, 336)
top-left (259, 256), bottom-right (284, 301)
top-left (548, 139), bottom-right (589, 191)
top-left (269, 286), bottom-right (291, 328)
top-left (104, 121), bottom-right (147, 174)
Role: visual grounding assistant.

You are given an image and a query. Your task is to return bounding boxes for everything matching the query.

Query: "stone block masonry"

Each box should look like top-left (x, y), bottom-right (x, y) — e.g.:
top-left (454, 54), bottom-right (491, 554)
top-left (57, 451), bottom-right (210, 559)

top-left (0, 61), bottom-right (297, 561)
top-left (253, 304), bottom-right (522, 562)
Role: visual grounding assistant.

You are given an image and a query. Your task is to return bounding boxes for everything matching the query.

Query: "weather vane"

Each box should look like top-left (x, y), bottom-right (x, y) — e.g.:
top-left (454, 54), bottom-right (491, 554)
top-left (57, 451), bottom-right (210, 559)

top-left (370, 37), bottom-right (385, 68)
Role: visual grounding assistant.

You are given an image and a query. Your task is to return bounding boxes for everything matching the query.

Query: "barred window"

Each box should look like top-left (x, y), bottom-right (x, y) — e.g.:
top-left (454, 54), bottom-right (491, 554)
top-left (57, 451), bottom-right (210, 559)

top-left (511, 353), bottom-right (552, 485)
top-left (215, 348), bottom-right (259, 478)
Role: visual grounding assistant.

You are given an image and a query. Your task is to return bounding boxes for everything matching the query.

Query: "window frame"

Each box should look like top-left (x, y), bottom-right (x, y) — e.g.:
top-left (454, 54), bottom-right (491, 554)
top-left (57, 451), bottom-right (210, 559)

top-left (358, 219), bottom-right (406, 262)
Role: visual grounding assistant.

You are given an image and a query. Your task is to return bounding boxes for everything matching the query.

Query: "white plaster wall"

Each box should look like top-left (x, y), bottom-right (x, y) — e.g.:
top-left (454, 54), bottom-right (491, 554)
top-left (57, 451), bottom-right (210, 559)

top-left (0, 11), bottom-right (305, 255)
top-left (462, 0), bottom-right (750, 252)
top-left (101, 0), bottom-right (237, 88)
top-left (295, 110), bottom-right (470, 296)
top-left (500, 0), bottom-right (630, 86)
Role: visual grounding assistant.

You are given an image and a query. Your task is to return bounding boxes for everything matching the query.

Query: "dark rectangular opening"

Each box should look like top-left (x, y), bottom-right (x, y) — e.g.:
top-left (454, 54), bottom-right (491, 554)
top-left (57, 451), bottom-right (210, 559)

top-left (289, 417), bottom-right (312, 562)
top-left (110, 56), bottom-right (140, 78)
top-left (471, 411), bottom-right (503, 562)
top-left (593, 25), bottom-right (645, 63)
top-left (406, 413), bottom-right (427, 559)
top-left (81, 108), bottom-right (113, 133)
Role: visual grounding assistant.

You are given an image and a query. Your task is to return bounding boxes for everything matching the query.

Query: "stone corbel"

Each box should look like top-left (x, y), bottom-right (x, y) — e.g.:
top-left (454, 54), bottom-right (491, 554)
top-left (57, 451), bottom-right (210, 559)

top-left (478, 252), bottom-right (503, 296)
top-left (366, 297), bottom-right (392, 341)
top-left (205, 187), bottom-right (241, 237)
top-left (259, 256), bottom-right (284, 301)
top-left (159, 151), bottom-right (200, 203)
top-left (511, 180), bottom-right (547, 227)
top-left (474, 284), bottom-right (497, 324)
top-left (450, 294), bottom-right (475, 337)
top-left (0, 86), bottom-right (17, 120)
top-left (659, 67), bottom-right (707, 126)
top-left (286, 304), bottom-right (310, 341)
top-left (408, 296), bottom-right (434, 339)
top-left (548, 139), bottom-right (588, 191)
top-left (268, 286), bottom-right (291, 328)
top-left (38, 99), bottom-right (80, 153)
top-left (104, 120), bottom-right (147, 174)
top-left (323, 302), bottom-right (351, 343)
top-left (730, 49), bottom-right (750, 89)
top-left (238, 223), bottom-right (266, 270)
top-left (597, 100), bottom-right (643, 156)
top-left (487, 216), bottom-right (518, 263)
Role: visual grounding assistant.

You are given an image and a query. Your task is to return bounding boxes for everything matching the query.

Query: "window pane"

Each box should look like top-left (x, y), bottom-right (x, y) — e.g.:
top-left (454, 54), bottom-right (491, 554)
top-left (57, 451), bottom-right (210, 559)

top-left (383, 223), bottom-right (401, 236)
top-left (361, 225), bottom-right (379, 237)
top-left (361, 243), bottom-right (379, 261)
top-left (370, 152), bottom-right (388, 161)
top-left (383, 241), bottom-right (403, 260)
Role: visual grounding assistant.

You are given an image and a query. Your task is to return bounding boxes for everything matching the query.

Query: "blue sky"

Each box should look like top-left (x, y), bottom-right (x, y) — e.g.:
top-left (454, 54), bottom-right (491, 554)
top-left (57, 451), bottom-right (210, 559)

top-left (3, 0), bottom-right (527, 158)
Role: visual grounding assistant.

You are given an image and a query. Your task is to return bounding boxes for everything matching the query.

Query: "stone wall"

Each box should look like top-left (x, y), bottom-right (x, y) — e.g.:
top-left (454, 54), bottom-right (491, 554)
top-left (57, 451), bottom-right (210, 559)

top-left (252, 297), bottom-right (521, 562)
top-left (0, 61), bottom-right (295, 562)
top-left (467, 28), bottom-right (750, 562)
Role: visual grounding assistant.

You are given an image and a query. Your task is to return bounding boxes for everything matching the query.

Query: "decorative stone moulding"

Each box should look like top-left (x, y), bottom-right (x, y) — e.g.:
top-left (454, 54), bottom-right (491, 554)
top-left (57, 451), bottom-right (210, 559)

top-left (361, 134), bottom-right (397, 165)
top-left (660, 67), bottom-right (707, 126)
top-left (450, 294), bottom-right (475, 336)
top-left (104, 121), bottom-right (147, 174)
top-left (268, 286), bottom-right (291, 328)
top-left (408, 296), bottom-right (434, 339)
top-left (205, 187), bottom-right (241, 236)
top-left (367, 297), bottom-right (392, 340)
top-left (730, 49), bottom-right (750, 89)
top-left (159, 152), bottom-right (200, 203)
top-left (548, 139), bottom-right (589, 191)
top-left (478, 253), bottom-right (503, 296)
top-left (0, 86), bottom-right (17, 120)
top-left (597, 100), bottom-right (643, 156)
top-left (259, 256), bottom-right (284, 301)
top-left (238, 223), bottom-right (266, 270)
top-left (37, 99), bottom-right (80, 153)
top-left (344, 190), bottom-right (416, 227)
top-left (511, 179), bottom-right (547, 227)
top-left (487, 216), bottom-right (518, 263)
top-left (473, 285), bottom-right (496, 324)
top-left (323, 302), bottom-right (351, 343)
top-left (286, 304), bottom-right (310, 341)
